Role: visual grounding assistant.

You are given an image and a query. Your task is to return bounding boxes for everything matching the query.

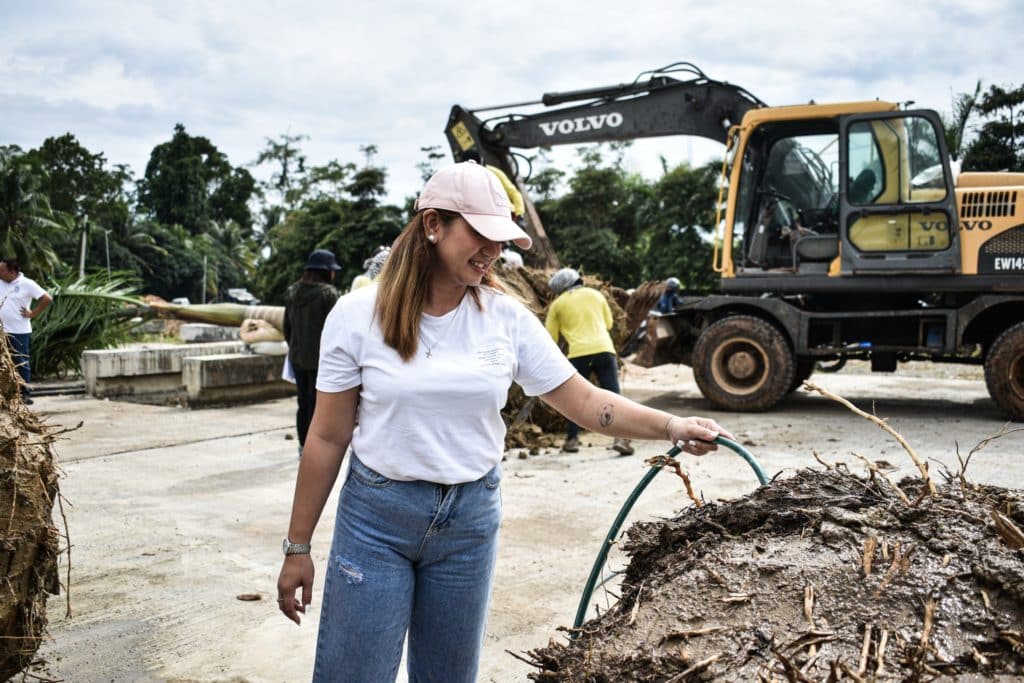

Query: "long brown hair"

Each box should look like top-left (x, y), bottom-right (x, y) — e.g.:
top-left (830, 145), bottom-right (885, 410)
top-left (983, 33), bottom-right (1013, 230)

top-left (376, 209), bottom-right (506, 361)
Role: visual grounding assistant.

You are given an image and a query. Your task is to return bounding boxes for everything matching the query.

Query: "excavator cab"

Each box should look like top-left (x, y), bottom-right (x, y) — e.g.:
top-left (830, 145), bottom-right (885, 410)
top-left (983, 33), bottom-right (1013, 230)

top-left (722, 106), bottom-right (960, 287)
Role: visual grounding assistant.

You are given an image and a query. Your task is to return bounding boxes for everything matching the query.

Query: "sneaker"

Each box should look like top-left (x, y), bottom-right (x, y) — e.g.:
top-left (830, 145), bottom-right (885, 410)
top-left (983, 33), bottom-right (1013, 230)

top-left (561, 436), bottom-right (579, 453)
top-left (612, 438), bottom-right (634, 456)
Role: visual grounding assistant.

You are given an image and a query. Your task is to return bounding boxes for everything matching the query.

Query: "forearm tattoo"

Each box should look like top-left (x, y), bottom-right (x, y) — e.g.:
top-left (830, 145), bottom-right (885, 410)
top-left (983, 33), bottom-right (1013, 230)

top-left (599, 403), bottom-right (614, 428)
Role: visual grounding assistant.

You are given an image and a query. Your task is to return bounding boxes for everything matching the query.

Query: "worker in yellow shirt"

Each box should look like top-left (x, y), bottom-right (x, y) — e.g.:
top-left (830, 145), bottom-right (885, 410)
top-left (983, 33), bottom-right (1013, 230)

top-left (545, 267), bottom-right (633, 455)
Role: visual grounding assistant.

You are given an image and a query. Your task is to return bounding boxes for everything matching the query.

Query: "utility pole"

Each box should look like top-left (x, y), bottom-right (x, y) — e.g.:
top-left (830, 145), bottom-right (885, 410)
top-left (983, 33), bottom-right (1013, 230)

top-left (103, 229), bottom-right (111, 277)
top-left (201, 254), bottom-right (207, 304)
top-left (77, 215), bottom-right (89, 278)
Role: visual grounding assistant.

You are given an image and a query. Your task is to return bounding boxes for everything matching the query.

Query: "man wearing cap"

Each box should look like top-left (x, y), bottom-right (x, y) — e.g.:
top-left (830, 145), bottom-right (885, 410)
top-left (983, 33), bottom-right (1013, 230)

top-left (276, 162), bottom-right (733, 682)
top-left (283, 249), bottom-right (340, 455)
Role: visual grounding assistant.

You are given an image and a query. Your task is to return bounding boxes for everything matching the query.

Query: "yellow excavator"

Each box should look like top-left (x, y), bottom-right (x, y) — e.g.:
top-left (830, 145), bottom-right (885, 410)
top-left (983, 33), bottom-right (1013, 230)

top-left (444, 62), bottom-right (1024, 419)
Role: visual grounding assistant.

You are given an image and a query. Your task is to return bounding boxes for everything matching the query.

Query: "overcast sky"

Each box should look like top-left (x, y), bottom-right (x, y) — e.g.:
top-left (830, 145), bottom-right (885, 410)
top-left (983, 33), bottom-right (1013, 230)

top-left (2, 0), bottom-right (1022, 206)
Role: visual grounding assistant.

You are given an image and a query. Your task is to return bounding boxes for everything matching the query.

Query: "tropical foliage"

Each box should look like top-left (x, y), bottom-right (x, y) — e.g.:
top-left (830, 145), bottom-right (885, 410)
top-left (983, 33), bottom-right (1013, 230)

top-left (962, 84), bottom-right (1024, 172)
top-left (30, 273), bottom-right (145, 377)
top-left (0, 146), bottom-right (68, 278)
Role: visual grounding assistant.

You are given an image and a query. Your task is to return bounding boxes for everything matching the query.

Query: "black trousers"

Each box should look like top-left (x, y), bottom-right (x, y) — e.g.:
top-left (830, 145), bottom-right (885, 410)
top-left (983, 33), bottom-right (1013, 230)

top-left (294, 365), bottom-right (318, 448)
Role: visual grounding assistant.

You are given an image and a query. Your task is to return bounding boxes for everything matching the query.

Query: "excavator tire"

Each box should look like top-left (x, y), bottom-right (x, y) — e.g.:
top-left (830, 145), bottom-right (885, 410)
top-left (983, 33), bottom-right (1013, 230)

top-left (984, 322), bottom-right (1024, 421)
top-left (692, 315), bottom-right (795, 412)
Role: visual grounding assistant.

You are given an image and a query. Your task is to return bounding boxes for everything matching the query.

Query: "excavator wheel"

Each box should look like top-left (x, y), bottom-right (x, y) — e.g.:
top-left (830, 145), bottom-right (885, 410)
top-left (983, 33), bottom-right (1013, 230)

top-left (984, 322), bottom-right (1024, 421)
top-left (692, 315), bottom-right (795, 412)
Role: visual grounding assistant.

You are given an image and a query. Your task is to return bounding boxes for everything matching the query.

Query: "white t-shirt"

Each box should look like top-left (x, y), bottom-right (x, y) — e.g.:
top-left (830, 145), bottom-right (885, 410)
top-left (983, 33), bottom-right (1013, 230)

top-left (0, 274), bottom-right (47, 335)
top-left (317, 284), bottom-right (576, 484)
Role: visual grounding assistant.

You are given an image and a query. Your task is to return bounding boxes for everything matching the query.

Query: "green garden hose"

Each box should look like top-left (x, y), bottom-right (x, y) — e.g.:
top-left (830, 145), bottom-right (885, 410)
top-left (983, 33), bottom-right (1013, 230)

top-left (571, 436), bottom-right (768, 636)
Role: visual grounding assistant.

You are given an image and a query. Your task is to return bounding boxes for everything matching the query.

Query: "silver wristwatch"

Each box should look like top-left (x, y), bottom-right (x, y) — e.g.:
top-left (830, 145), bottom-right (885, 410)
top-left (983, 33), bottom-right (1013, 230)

top-left (282, 537), bottom-right (311, 556)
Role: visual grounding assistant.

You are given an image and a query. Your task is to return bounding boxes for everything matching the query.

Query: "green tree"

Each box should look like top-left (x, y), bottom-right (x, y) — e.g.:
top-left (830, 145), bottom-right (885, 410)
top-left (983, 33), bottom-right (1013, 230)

top-left (254, 133), bottom-right (309, 211)
top-left (27, 134), bottom-right (135, 275)
top-left (539, 144), bottom-right (647, 284)
top-left (0, 146), bottom-right (70, 278)
top-left (255, 198), bottom-right (343, 302)
top-left (295, 160), bottom-right (356, 203)
top-left (209, 166), bottom-right (257, 235)
top-left (417, 145), bottom-right (446, 183)
top-left (132, 221), bottom-right (205, 301)
top-left (941, 81), bottom-right (982, 161)
top-left (255, 149), bottom-right (404, 303)
top-left (206, 220), bottom-right (258, 298)
top-left (525, 166), bottom-right (566, 202)
top-left (963, 83), bottom-right (1024, 171)
top-left (138, 123), bottom-right (257, 235)
top-left (637, 160), bottom-right (720, 292)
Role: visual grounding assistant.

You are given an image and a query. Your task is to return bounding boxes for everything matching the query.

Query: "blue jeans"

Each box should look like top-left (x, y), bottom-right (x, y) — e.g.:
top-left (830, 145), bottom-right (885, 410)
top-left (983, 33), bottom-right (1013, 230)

top-left (5, 333), bottom-right (31, 396)
top-left (566, 352), bottom-right (620, 439)
top-left (313, 455), bottom-right (502, 682)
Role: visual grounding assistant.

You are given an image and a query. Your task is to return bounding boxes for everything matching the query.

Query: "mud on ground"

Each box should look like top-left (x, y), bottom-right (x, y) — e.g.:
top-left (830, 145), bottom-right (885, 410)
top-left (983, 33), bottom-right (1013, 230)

top-left (528, 467), bottom-right (1024, 681)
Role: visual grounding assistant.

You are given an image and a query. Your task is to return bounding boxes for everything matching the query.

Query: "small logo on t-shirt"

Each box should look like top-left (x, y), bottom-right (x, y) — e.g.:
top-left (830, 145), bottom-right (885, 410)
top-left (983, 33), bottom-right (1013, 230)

top-left (477, 344), bottom-right (507, 368)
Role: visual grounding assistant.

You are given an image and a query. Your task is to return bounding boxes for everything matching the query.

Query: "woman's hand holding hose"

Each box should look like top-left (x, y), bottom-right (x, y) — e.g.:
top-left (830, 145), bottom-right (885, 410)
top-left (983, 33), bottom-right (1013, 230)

top-left (665, 416), bottom-right (735, 456)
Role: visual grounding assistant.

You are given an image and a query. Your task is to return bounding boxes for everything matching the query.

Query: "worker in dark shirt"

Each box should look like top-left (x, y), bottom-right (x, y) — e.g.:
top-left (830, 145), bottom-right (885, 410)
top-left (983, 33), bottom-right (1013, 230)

top-left (657, 277), bottom-right (684, 313)
top-left (284, 249), bottom-right (341, 455)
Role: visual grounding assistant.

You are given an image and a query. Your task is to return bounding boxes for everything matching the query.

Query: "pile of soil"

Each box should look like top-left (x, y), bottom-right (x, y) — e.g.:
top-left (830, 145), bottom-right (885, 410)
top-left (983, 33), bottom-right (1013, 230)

top-left (0, 341), bottom-right (61, 679)
top-left (528, 468), bottom-right (1024, 681)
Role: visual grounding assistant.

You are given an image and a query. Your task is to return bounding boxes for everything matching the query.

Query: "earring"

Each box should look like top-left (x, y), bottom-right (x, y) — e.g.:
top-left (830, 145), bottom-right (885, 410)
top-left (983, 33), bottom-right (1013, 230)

top-left (428, 234), bottom-right (436, 243)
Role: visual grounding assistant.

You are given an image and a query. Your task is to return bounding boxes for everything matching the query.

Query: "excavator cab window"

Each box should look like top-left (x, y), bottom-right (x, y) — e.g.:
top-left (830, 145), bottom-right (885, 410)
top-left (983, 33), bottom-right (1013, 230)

top-left (737, 129), bottom-right (839, 270)
top-left (845, 116), bottom-right (952, 254)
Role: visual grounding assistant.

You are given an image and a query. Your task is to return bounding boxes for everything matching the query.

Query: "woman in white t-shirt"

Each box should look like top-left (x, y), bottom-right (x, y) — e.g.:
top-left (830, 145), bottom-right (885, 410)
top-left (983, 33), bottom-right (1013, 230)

top-left (276, 162), bottom-right (733, 683)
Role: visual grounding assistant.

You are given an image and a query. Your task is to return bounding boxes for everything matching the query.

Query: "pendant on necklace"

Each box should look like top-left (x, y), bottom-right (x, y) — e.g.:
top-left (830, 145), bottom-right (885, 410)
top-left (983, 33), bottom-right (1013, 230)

top-left (425, 349), bottom-right (433, 358)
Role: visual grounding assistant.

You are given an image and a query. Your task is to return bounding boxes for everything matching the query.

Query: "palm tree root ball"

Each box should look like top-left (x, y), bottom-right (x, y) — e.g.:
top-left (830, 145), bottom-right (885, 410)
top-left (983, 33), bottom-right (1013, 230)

top-left (528, 468), bottom-right (1024, 681)
top-left (0, 341), bottom-right (60, 680)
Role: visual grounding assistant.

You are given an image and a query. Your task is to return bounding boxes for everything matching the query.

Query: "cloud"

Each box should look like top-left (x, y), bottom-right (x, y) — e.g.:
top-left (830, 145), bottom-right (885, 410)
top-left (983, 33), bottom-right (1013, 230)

top-left (1, 0), bottom-right (1022, 205)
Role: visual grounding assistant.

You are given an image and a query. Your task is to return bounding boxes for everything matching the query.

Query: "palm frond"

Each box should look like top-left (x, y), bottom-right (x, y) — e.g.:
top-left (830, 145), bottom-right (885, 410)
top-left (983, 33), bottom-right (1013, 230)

top-left (31, 272), bottom-right (146, 377)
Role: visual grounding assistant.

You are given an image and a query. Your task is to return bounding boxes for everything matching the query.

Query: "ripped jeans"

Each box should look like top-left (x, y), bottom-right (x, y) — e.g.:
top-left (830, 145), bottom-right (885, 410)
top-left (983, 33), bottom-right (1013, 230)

top-left (313, 454), bottom-right (502, 683)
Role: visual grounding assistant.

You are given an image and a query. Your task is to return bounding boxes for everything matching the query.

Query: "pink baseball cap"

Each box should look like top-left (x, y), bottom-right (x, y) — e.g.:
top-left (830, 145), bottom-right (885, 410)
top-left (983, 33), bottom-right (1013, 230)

top-left (414, 161), bottom-right (533, 250)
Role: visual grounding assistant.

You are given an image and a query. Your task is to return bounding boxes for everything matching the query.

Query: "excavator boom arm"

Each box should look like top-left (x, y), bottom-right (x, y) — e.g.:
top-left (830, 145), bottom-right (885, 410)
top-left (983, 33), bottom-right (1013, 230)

top-left (442, 64), bottom-right (764, 267)
top-left (494, 76), bottom-right (762, 148)
top-left (445, 67), bottom-right (763, 169)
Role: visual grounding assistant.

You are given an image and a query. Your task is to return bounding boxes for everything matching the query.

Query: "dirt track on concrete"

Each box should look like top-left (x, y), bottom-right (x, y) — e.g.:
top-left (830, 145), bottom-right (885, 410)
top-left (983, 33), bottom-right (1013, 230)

top-left (29, 361), bottom-right (1023, 682)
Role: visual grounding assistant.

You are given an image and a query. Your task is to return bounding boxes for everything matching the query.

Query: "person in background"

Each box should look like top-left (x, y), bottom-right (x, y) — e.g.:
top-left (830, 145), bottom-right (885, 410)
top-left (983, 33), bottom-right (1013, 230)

top-left (657, 276), bottom-right (684, 313)
top-left (275, 161), bottom-right (733, 683)
top-left (350, 245), bottom-right (391, 291)
top-left (458, 149), bottom-right (526, 220)
top-left (545, 267), bottom-right (633, 455)
top-left (0, 258), bottom-right (52, 405)
top-left (283, 249), bottom-right (340, 455)
top-left (499, 248), bottom-right (524, 269)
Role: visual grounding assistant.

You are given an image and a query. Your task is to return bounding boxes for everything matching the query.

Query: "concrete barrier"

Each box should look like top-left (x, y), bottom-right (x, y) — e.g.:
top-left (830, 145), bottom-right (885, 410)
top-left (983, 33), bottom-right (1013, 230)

top-left (82, 342), bottom-right (246, 401)
top-left (182, 353), bottom-right (295, 407)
